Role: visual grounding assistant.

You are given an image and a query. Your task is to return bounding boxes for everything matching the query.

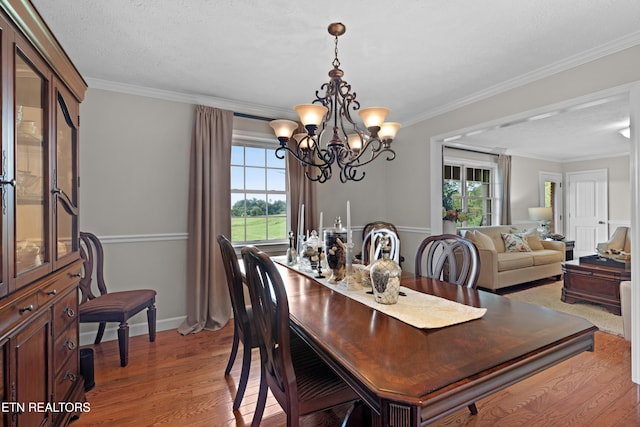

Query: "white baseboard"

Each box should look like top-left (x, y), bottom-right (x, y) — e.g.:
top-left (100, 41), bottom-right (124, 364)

top-left (79, 316), bottom-right (187, 346)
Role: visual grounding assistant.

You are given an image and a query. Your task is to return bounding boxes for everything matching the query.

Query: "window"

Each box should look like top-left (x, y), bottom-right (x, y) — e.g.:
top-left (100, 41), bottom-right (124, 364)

top-left (231, 134), bottom-right (287, 244)
top-left (443, 162), bottom-right (496, 226)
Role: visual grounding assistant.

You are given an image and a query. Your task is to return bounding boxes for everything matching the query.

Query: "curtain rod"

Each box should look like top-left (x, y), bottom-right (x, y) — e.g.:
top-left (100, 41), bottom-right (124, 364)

top-left (233, 112), bottom-right (273, 122)
top-left (443, 146), bottom-right (500, 157)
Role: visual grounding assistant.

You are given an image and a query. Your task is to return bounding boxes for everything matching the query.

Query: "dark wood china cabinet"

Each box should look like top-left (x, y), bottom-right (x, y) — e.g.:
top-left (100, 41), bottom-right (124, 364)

top-left (0, 1), bottom-right (87, 426)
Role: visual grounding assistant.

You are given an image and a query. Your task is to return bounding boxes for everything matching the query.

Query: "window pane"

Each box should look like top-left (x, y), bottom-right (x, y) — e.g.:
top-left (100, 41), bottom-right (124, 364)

top-left (267, 169), bottom-right (286, 192)
top-left (246, 194), bottom-right (267, 241)
top-left (245, 167), bottom-right (264, 191)
top-left (231, 193), bottom-right (246, 241)
top-left (231, 145), bottom-right (243, 165)
top-left (267, 194), bottom-right (287, 240)
top-left (245, 147), bottom-right (265, 167)
top-left (267, 148), bottom-right (285, 168)
top-left (231, 166), bottom-right (244, 190)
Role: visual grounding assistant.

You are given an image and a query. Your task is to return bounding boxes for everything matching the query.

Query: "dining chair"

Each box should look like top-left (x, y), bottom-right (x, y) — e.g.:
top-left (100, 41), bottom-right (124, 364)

top-left (414, 233), bottom-right (480, 415)
top-left (415, 234), bottom-right (481, 288)
top-left (241, 246), bottom-right (361, 427)
top-left (359, 221), bottom-right (404, 265)
top-left (216, 235), bottom-right (264, 416)
top-left (79, 232), bottom-right (157, 367)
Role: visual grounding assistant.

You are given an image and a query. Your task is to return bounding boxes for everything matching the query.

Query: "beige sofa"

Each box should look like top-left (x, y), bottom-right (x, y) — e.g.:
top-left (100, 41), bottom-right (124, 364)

top-left (459, 225), bottom-right (565, 291)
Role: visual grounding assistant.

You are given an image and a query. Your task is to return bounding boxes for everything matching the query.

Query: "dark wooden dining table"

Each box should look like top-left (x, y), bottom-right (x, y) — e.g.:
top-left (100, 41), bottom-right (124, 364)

top-left (274, 262), bottom-right (597, 427)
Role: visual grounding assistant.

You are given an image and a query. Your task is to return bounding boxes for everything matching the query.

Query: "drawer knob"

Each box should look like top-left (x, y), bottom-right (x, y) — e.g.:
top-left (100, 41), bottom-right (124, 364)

top-left (64, 306), bottom-right (76, 318)
top-left (64, 338), bottom-right (77, 350)
top-left (64, 372), bottom-right (77, 382)
top-left (19, 304), bottom-right (34, 314)
top-left (47, 289), bottom-right (57, 296)
top-left (70, 272), bottom-right (81, 278)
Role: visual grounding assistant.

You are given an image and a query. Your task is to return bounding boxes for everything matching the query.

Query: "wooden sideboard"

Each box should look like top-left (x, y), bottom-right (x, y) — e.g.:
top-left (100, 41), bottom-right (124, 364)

top-left (0, 1), bottom-right (87, 425)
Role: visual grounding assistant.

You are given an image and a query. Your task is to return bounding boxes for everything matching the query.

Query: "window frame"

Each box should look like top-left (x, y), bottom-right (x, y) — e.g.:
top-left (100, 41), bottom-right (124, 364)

top-left (230, 130), bottom-right (288, 247)
top-left (443, 156), bottom-right (498, 227)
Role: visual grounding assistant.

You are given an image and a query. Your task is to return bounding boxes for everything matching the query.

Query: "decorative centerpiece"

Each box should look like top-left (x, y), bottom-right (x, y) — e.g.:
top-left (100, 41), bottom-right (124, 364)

top-left (369, 235), bottom-right (402, 304)
top-left (326, 238), bottom-right (346, 283)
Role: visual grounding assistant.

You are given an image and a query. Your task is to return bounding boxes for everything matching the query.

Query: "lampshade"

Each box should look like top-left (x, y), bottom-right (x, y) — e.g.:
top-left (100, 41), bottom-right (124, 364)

top-left (379, 122), bottom-right (401, 140)
top-left (528, 207), bottom-right (552, 221)
top-left (358, 107), bottom-right (390, 129)
top-left (347, 133), bottom-right (362, 152)
top-left (294, 104), bottom-right (328, 127)
top-left (269, 119), bottom-right (298, 139)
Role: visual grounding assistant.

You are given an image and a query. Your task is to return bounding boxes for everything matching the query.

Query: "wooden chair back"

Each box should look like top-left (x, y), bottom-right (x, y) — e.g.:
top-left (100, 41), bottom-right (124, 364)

top-left (415, 234), bottom-right (481, 288)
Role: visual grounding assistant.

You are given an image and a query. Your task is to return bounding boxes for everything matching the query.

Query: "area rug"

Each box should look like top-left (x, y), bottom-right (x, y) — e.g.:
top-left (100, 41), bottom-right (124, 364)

top-left (504, 281), bottom-right (623, 337)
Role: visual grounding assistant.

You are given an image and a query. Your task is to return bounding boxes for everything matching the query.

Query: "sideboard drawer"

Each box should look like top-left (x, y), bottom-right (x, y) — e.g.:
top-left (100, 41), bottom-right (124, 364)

top-left (0, 293), bottom-right (39, 334)
top-left (54, 321), bottom-right (78, 371)
top-left (52, 288), bottom-right (78, 339)
top-left (54, 354), bottom-right (80, 403)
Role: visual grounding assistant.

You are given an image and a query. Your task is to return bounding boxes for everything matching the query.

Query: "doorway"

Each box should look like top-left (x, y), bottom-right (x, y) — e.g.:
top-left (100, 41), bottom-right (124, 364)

top-left (566, 169), bottom-right (608, 257)
top-left (539, 171), bottom-right (563, 235)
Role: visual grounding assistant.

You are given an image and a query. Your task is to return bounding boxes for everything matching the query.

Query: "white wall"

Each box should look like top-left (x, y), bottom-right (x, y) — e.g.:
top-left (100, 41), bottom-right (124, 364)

top-left (78, 90), bottom-right (274, 343)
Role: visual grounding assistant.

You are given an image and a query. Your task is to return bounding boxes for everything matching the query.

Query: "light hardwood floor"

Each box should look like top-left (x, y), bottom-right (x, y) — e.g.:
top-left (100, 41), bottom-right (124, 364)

top-left (70, 324), bottom-right (639, 426)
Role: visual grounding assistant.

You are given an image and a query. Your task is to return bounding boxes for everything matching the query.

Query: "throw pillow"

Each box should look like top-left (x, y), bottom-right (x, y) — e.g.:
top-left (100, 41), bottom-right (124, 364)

top-left (501, 232), bottom-right (532, 252)
top-left (524, 228), bottom-right (544, 251)
top-left (472, 230), bottom-right (496, 251)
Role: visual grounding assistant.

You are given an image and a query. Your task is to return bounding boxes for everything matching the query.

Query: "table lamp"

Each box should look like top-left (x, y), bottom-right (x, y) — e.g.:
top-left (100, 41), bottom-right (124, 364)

top-left (528, 207), bottom-right (553, 237)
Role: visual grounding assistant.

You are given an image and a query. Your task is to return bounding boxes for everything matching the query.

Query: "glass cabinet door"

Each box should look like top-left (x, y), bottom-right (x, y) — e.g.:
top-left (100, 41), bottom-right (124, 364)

top-left (54, 88), bottom-right (79, 264)
top-left (15, 52), bottom-right (47, 279)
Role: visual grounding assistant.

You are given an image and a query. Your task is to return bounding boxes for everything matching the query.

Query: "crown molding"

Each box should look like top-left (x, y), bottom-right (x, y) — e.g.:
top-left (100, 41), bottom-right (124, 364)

top-left (403, 31), bottom-right (640, 127)
top-left (85, 77), bottom-right (297, 120)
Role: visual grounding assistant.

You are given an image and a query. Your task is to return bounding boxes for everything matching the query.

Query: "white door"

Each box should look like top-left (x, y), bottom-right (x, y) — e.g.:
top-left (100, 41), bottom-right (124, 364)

top-left (567, 169), bottom-right (608, 257)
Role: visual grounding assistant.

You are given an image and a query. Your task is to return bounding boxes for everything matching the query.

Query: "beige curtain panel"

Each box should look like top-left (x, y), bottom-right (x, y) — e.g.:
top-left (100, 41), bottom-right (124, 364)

top-left (179, 106), bottom-right (234, 335)
top-left (498, 154), bottom-right (512, 225)
top-left (287, 129), bottom-right (317, 235)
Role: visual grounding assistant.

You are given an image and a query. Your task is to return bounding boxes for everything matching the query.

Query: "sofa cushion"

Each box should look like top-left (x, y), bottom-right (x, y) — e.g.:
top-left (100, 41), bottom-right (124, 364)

top-left (497, 252), bottom-right (534, 271)
top-left (502, 233), bottom-right (532, 252)
top-left (531, 249), bottom-right (564, 265)
top-left (466, 230), bottom-right (495, 251)
top-left (524, 228), bottom-right (545, 251)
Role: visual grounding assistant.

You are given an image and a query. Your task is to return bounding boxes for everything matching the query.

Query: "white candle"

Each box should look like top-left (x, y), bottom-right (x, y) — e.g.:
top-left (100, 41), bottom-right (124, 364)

top-left (318, 211), bottom-right (323, 241)
top-left (299, 203), bottom-right (305, 237)
top-left (346, 200), bottom-right (351, 245)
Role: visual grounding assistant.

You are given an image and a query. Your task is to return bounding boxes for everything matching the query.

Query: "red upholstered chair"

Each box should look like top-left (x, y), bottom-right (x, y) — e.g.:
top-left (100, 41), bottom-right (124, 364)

top-left (79, 232), bottom-right (157, 367)
top-left (217, 235), bottom-right (264, 416)
top-left (241, 246), bottom-right (361, 427)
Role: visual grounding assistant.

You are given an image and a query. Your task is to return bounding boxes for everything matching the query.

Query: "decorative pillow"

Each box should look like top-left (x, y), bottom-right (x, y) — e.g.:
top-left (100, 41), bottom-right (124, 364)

top-left (472, 230), bottom-right (496, 251)
top-left (501, 232), bottom-right (532, 252)
top-left (524, 228), bottom-right (544, 251)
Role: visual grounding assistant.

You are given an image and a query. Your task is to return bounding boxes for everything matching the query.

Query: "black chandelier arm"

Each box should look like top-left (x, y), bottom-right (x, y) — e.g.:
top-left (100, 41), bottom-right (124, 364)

top-left (339, 145), bottom-right (396, 170)
top-left (275, 141), bottom-right (339, 171)
top-left (339, 163), bottom-right (366, 183)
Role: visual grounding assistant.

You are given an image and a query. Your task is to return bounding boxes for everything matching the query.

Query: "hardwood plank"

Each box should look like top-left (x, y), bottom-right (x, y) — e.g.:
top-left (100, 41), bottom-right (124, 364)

top-left (70, 325), bottom-right (638, 426)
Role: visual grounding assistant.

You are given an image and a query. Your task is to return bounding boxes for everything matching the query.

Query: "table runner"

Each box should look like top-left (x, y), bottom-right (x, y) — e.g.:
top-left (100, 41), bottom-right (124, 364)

top-left (273, 257), bottom-right (487, 329)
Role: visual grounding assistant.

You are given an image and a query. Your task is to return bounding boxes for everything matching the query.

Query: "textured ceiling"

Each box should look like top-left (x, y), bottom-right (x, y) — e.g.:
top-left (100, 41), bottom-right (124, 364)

top-left (31, 0), bottom-right (640, 160)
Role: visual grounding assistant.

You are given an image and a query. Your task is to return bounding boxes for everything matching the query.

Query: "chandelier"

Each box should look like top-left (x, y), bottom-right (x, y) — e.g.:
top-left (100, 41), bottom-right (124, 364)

top-left (269, 22), bottom-right (401, 183)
